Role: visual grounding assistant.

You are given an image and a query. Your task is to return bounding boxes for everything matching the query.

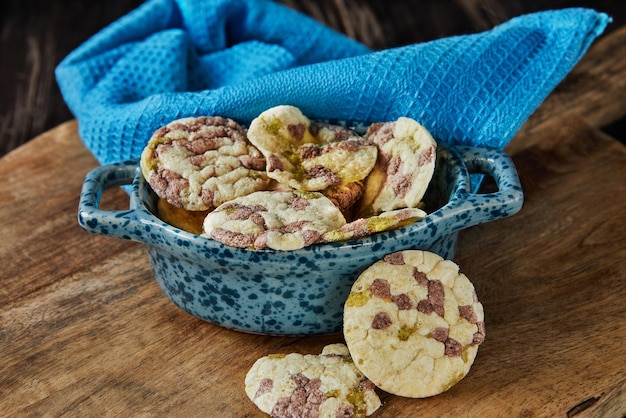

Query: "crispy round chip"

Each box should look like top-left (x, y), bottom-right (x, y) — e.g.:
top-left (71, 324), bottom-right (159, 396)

top-left (343, 250), bottom-right (485, 398)
top-left (140, 116), bottom-right (271, 211)
top-left (321, 181), bottom-right (364, 220)
top-left (156, 198), bottom-right (208, 235)
top-left (321, 207), bottom-right (426, 243)
top-left (247, 105), bottom-right (378, 191)
top-left (245, 343), bottom-right (381, 418)
top-left (356, 117), bottom-right (437, 217)
top-left (202, 190), bottom-right (346, 251)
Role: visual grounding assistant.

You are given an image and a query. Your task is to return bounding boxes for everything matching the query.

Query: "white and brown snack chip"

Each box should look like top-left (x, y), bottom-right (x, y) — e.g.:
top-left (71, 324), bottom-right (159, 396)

top-left (247, 105), bottom-right (378, 192)
top-left (245, 343), bottom-right (381, 418)
top-left (343, 250), bottom-right (485, 398)
top-left (140, 116), bottom-right (271, 211)
top-left (356, 117), bottom-right (437, 217)
top-left (321, 181), bottom-right (364, 220)
top-left (321, 207), bottom-right (427, 243)
top-left (202, 190), bottom-right (346, 251)
top-left (156, 198), bottom-right (208, 235)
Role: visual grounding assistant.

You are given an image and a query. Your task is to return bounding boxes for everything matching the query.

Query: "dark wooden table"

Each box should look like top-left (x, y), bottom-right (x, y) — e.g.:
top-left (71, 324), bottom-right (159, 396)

top-left (1, 2), bottom-right (626, 417)
top-left (2, 0), bottom-right (626, 157)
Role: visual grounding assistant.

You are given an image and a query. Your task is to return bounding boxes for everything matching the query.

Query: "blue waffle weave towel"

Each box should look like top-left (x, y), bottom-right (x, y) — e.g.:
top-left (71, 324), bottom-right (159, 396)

top-left (56, 0), bottom-right (610, 165)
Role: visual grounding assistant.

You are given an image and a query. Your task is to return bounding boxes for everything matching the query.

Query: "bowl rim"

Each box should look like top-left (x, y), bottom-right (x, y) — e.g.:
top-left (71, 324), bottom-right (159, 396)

top-left (79, 141), bottom-right (523, 260)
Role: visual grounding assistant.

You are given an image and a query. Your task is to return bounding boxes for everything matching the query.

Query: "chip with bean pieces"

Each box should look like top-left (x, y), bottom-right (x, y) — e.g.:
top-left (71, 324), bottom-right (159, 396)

top-left (141, 106), bottom-right (438, 250)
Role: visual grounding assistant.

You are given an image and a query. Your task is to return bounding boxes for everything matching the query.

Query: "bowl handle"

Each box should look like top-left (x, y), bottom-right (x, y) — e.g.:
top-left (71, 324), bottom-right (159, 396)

top-left (77, 160), bottom-right (145, 241)
top-left (435, 145), bottom-right (524, 231)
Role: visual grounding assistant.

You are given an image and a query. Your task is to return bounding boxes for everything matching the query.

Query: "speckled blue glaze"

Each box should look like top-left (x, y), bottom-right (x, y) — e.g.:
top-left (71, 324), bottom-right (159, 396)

top-left (78, 143), bottom-right (523, 335)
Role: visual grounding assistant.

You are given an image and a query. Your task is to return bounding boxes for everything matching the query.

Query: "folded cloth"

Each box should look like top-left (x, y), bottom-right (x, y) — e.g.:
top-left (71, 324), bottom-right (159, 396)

top-left (56, 0), bottom-right (610, 166)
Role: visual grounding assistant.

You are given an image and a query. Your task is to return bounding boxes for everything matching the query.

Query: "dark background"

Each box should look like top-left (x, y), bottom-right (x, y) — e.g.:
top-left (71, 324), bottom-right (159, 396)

top-left (2, 0), bottom-right (625, 157)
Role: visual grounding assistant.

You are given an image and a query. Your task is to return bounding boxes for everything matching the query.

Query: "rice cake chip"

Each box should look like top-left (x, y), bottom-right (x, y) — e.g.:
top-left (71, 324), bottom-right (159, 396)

top-left (140, 116), bottom-right (271, 211)
top-left (343, 250), bottom-right (485, 398)
top-left (247, 105), bottom-right (378, 191)
top-left (356, 117), bottom-right (437, 217)
top-left (245, 343), bottom-right (381, 418)
top-left (321, 207), bottom-right (427, 243)
top-left (156, 198), bottom-right (208, 235)
top-left (321, 181), bottom-right (364, 220)
top-left (202, 190), bottom-right (346, 251)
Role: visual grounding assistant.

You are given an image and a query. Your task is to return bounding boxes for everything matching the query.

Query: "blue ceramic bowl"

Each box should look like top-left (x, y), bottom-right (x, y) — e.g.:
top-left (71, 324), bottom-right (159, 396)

top-left (78, 143), bottom-right (522, 335)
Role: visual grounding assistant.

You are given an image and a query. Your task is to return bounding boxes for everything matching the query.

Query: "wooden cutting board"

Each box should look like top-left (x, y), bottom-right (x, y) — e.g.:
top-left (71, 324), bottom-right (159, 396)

top-left (1, 25), bottom-right (625, 418)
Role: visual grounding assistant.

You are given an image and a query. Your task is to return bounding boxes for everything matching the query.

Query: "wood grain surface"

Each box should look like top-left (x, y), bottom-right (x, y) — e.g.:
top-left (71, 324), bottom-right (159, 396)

top-left (1, 14), bottom-right (626, 418)
top-left (2, 117), bottom-right (624, 417)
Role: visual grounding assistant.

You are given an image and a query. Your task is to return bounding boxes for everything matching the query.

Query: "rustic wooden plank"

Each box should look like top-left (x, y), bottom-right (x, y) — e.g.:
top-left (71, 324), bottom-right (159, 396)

top-left (0, 0), bottom-right (146, 156)
top-left (571, 377), bottom-right (626, 417)
top-left (0, 121), bottom-right (135, 306)
top-left (454, 118), bottom-right (626, 416)
top-left (1, 113), bottom-right (624, 417)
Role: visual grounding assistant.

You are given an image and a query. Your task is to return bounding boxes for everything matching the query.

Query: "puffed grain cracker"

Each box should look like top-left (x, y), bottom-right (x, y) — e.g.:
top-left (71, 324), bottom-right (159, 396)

top-left (321, 207), bottom-right (427, 243)
top-left (140, 116), bottom-right (270, 211)
top-left (321, 181), bottom-right (364, 220)
top-left (356, 117), bottom-right (436, 217)
top-left (343, 250), bottom-right (485, 398)
top-left (247, 105), bottom-right (378, 191)
top-left (245, 343), bottom-right (381, 418)
top-left (156, 198), bottom-right (208, 235)
top-left (202, 190), bottom-right (346, 251)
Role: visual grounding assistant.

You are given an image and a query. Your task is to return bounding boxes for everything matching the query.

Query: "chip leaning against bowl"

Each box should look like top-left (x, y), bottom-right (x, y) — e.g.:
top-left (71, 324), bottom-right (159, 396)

top-left (140, 105), bottom-right (437, 251)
